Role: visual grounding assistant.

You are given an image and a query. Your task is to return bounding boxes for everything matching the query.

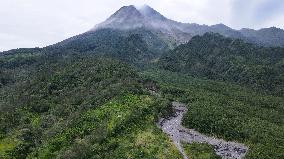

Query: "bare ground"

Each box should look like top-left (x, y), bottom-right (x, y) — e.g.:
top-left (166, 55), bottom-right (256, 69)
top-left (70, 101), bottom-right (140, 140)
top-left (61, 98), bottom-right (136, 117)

top-left (157, 102), bottom-right (248, 159)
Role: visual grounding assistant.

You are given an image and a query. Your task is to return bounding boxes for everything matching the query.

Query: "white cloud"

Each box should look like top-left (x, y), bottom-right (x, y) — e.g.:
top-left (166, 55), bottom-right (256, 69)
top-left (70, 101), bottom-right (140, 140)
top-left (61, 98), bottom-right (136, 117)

top-left (230, 0), bottom-right (284, 29)
top-left (0, 0), bottom-right (283, 51)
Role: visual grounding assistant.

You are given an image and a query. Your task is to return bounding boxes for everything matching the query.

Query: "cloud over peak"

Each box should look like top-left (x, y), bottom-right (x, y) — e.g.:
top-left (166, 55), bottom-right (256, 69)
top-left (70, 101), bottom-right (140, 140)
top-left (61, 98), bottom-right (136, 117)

top-left (0, 0), bottom-right (283, 51)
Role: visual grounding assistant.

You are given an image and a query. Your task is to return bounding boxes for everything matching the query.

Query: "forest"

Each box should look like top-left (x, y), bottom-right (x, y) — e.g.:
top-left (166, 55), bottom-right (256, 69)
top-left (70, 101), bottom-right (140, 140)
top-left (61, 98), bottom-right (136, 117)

top-left (0, 31), bottom-right (283, 159)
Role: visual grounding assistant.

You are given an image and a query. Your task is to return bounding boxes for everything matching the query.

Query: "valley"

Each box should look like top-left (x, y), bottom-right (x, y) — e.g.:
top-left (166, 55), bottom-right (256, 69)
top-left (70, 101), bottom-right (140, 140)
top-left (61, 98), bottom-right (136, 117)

top-left (158, 102), bottom-right (248, 159)
top-left (0, 4), bottom-right (283, 159)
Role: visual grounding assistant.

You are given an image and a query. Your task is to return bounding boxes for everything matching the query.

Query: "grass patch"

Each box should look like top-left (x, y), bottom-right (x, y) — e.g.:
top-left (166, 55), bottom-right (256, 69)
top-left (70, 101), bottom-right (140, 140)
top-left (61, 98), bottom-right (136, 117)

top-left (0, 137), bottom-right (19, 158)
top-left (182, 142), bottom-right (221, 159)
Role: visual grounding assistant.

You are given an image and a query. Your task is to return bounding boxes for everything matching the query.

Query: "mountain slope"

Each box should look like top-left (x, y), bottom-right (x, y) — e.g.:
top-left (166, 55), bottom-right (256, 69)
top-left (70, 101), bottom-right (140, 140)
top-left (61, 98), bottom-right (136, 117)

top-left (1, 4), bottom-right (284, 159)
top-left (92, 5), bottom-right (193, 44)
top-left (0, 51), bottom-right (182, 158)
top-left (158, 33), bottom-right (284, 95)
top-left (240, 27), bottom-right (284, 47)
top-left (141, 69), bottom-right (284, 159)
top-left (49, 28), bottom-right (173, 65)
top-left (92, 5), bottom-right (284, 47)
top-left (94, 5), bottom-right (145, 30)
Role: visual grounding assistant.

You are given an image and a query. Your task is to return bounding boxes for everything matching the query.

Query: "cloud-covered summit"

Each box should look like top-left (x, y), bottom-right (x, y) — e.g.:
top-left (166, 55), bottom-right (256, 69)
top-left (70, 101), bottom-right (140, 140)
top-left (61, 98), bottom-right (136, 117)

top-left (1, 0), bottom-right (284, 51)
top-left (91, 4), bottom-right (284, 47)
top-left (93, 5), bottom-right (171, 31)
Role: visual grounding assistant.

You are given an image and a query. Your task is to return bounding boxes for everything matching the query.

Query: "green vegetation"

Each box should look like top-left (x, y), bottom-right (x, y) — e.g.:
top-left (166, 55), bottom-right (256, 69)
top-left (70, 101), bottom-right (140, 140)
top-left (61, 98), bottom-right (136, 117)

top-left (29, 94), bottom-right (181, 159)
top-left (159, 33), bottom-right (284, 96)
top-left (0, 137), bottom-right (19, 158)
top-left (1, 30), bottom-right (283, 159)
top-left (0, 49), bottom-right (181, 158)
top-left (141, 69), bottom-right (284, 159)
top-left (182, 142), bottom-right (221, 159)
top-left (52, 28), bottom-right (171, 65)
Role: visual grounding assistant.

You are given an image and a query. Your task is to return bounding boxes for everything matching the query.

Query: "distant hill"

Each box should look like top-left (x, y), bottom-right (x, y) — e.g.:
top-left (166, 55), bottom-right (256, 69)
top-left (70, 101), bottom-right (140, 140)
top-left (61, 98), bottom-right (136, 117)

top-left (48, 28), bottom-right (173, 65)
top-left (92, 5), bottom-right (284, 47)
top-left (240, 27), bottom-right (284, 47)
top-left (158, 33), bottom-right (284, 95)
top-left (1, 4), bottom-right (284, 159)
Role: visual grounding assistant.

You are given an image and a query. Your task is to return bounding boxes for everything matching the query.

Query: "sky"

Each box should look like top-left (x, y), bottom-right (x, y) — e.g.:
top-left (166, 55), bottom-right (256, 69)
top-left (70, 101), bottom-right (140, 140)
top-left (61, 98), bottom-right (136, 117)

top-left (0, 0), bottom-right (283, 51)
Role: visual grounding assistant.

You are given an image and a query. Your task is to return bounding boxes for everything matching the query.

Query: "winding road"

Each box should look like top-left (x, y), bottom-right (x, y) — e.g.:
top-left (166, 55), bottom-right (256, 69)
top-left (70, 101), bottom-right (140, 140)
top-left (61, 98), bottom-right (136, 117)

top-left (158, 102), bottom-right (248, 159)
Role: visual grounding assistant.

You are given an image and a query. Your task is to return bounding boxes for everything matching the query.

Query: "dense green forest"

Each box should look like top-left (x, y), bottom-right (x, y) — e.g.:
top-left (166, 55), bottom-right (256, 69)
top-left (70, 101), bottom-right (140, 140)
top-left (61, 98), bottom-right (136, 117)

top-left (141, 69), bottom-right (284, 159)
top-left (0, 51), bottom-right (182, 158)
top-left (50, 29), bottom-right (173, 66)
top-left (0, 30), bottom-right (283, 159)
top-left (159, 33), bottom-right (284, 96)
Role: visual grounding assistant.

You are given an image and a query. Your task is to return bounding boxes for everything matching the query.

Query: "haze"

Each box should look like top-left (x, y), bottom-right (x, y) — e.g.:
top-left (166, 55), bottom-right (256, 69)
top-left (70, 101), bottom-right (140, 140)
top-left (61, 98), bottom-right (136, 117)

top-left (0, 0), bottom-right (283, 51)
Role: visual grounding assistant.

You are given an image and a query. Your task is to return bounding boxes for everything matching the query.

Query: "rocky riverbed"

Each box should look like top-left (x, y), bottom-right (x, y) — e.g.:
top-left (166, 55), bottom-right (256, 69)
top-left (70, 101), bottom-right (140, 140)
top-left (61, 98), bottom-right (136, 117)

top-left (158, 102), bottom-right (248, 159)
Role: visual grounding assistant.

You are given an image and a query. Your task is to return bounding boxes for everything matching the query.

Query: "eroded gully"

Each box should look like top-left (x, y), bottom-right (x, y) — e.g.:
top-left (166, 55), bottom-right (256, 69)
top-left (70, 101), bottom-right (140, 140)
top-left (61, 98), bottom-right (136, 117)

top-left (157, 102), bottom-right (248, 159)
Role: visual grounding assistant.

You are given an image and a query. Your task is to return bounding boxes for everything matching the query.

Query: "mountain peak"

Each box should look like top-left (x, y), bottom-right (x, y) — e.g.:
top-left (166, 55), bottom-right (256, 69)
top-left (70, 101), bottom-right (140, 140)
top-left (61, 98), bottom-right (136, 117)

top-left (211, 23), bottom-right (230, 29)
top-left (92, 5), bottom-right (144, 30)
top-left (138, 4), bottom-right (166, 21)
top-left (90, 5), bottom-right (284, 47)
top-left (135, 4), bottom-right (154, 12)
top-left (118, 5), bottom-right (137, 12)
top-left (108, 5), bottom-right (142, 20)
top-left (92, 4), bottom-right (189, 41)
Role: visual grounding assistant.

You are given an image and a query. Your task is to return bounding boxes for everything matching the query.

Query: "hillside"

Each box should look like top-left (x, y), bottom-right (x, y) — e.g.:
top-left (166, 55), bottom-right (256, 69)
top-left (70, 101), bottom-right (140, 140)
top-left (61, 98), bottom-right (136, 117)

top-left (240, 27), bottom-right (284, 47)
top-left (48, 28), bottom-right (176, 66)
top-left (159, 33), bottom-right (284, 95)
top-left (1, 32), bottom-right (283, 159)
top-left (141, 69), bottom-right (284, 159)
top-left (0, 51), bottom-right (183, 158)
top-left (0, 4), bottom-right (284, 159)
top-left (92, 5), bottom-right (284, 47)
